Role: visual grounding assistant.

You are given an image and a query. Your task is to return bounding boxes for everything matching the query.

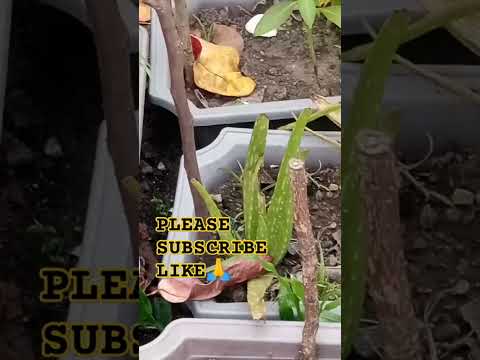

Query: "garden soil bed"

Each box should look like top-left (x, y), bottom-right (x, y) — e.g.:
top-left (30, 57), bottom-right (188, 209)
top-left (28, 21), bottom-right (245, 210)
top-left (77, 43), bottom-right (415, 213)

top-left (186, 2), bottom-right (341, 108)
top-left (209, 164), bottom-right (341, 303)
top-left (352, 148), bottom-right (480, 359)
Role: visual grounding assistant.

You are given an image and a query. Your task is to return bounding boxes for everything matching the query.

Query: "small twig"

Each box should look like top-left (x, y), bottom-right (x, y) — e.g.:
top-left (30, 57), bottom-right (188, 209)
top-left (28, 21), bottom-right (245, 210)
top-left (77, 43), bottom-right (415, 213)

top-left (399, 166), bottom-right (454, 207)
top-left (305, 127), bottom-right (341, 149)
top-left (400, 133), bottom-right (434, 170)
top-left (290, 158), bottom-right (319, 360)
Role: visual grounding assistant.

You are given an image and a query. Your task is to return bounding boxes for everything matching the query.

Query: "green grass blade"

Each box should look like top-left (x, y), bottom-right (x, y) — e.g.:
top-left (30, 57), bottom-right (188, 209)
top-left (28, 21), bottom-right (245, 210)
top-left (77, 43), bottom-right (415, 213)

top-left (191, 179), bottom-right (235, 241)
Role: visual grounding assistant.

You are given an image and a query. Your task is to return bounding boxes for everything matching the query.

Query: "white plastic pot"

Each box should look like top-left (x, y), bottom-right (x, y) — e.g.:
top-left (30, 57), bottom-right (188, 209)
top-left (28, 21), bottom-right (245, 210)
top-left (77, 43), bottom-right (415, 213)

top-left (39, 0), bottom-right (138, 52)
top-left (343, 63), bottom-right (480, 153)
top-left (343, 0), bottom-right (424, 35)
top-left (66, 121), bottom-right (136, 360)
top-left (0, 0), bottom-right (12, 140)
top-left (163, 127), bottom-right (340, 319)
top-left (140, 318), bottom-right (341, 360)
top-left (149, 0), bottom-right (341, 126)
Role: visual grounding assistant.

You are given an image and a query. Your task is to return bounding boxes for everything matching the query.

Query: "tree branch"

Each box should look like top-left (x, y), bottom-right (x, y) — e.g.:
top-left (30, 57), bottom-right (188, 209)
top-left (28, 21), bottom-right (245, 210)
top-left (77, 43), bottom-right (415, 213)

top-left (85, 0), bottom-right (138, 259)
top-left (356, 129), bottom-right (423, 360)
top-left (144, 0), bottom-right (208, 218)
top-left (290, 158), bottom-right (319, 360)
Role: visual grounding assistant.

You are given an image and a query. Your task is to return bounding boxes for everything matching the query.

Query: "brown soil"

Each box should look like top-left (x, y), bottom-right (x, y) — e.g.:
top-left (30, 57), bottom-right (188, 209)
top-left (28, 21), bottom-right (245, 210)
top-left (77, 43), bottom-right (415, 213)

top-left (187, 3), bottom-right (341, 108)
top-left (211, 164), bottom-right (341, 302)
top-left (352, 149), bottom-right (480, 359)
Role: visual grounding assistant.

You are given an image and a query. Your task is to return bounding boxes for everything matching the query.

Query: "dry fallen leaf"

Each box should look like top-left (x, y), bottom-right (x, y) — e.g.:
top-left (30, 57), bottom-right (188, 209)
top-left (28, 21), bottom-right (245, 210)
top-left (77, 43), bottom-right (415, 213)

top-left (156, 256), bottom-right (271, 303)
top-left (212, 24), bottom-right (245, 53)
top-left (139, 1), bottom-right (151, 24)
top-left (191, 35), bottom-right (256, 97)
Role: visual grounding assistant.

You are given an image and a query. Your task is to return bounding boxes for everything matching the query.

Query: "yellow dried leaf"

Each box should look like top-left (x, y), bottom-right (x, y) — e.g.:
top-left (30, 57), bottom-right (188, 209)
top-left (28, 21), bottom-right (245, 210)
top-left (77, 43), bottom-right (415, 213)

top-left (192, 36), bottom-right (256, 97)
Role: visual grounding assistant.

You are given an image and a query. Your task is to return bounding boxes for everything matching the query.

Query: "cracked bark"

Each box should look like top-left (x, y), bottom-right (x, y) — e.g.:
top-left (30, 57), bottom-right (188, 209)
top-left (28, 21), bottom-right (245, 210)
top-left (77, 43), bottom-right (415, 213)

top-left (356, 129), bottom-right (423, 360)
top-left (290, 158), bottom-right (319, 360)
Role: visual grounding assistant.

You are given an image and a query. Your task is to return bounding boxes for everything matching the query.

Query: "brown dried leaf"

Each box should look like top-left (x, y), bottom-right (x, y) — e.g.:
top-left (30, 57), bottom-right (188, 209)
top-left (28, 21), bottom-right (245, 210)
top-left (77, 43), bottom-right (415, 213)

top-left (211, 24), bottom-right (244, 53)
top-left (156, 256), bottom-right (271, 303)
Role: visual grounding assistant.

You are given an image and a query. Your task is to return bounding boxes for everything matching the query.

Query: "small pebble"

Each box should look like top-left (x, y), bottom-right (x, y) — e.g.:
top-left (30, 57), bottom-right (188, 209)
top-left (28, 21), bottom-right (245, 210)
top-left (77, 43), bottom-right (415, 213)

top-left (211, 194), bottom-right (223, 203)
top-left (44, 137), bottom-right (63, 158)
top-left (141, 162), bottom-right (154, 174)
top-left (157, 161), bottom-right (166, 171)
top-left (433, 323), bottom-right (461, 342)
top-left (452, 188), bottom-right (474, 206)
top-left (445, 208), bottom-right (461, 222)
top-left (328, 183), bottom-right (339, 192)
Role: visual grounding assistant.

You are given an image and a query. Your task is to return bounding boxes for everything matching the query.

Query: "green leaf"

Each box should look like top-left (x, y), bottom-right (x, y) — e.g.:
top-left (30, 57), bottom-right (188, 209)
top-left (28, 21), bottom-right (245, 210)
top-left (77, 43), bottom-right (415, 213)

top-left (318, 5), bottom-right (341, 28)
top-left (255, 1), bottom-right (297, 36)
top-left (266, 109), bottom-right (311, 264)
top-left (320, 306), bottom-right (341, 322)
top-left (247, 275), bottom-right (274, 320)
top-left (278, 282), bottom-right (300, 321)
top-left (139, 289), bottom-right (154, 323)
top-left (243, 116), bottom-right (269, 241)
top-left (151, 297), bottom-right (172, 330)
top-left (260, 260), bottom-right (278, 275)
top-left (341, 13), bottom-right (409, 359)
top-left (191, 179), bottom-right (235, 241)
top-left (290, 278), bottom-right (305, 300)
top-left (298, 0), bottom-right (317, 28)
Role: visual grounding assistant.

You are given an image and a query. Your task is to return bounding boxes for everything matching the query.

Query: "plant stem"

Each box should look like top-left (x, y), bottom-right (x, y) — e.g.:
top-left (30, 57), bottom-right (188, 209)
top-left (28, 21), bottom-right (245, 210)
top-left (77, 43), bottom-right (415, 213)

top-left (174, 0), bottom-right (194, 88)
top-left (289, 158), bottom-right (319, 360)
top-left (343, 0), bottom-right (480, 62)
top-left (85, 0), bottom-right (139, 258)
top-left (356, 130), bottom-right (422, 360)
top-left (145, 0), bottom-right (208, 219)
top-left (306, 27), bottom-right (320, 83)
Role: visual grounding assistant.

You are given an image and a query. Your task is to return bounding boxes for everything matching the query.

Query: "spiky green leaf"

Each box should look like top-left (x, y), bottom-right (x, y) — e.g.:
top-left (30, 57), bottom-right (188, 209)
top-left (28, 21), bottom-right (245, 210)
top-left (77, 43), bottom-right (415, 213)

top-left (191, 179), bottom-right (235, 241)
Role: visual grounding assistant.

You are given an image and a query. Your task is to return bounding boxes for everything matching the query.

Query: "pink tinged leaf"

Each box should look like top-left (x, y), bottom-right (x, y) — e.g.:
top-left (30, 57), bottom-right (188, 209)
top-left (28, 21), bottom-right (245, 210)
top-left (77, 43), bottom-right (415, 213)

top-left (156, 256), bottom-right (272, 303)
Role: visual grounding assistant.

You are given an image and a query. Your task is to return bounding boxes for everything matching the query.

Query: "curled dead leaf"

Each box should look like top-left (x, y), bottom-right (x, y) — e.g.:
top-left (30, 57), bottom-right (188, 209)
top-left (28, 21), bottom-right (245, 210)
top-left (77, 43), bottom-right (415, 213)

top-left (212, 24), bottom-right (244, 53)
top-left (156, 256), bottom-right (272, 303)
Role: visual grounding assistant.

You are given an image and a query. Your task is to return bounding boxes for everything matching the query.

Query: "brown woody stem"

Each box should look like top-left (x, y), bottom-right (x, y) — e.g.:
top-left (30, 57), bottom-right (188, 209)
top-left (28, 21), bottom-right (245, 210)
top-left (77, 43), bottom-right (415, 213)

top-left (174, 0), bottom-right (194, 88)
top-left (85, 0), bottom-right (138, 258)
top-left (356, 130), bottom-right (423, 360)
top-left (146, 0), bottom-right (208, 219)
top-left (289, 158), bottom-right (319, 360)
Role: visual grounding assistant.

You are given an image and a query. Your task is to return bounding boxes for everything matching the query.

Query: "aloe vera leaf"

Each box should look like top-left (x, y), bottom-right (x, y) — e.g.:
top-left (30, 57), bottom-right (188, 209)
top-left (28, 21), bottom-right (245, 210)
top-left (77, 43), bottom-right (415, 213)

top-left (341, 13), bottom-right (409, 359)
top-left (191, 179), bottom-right (235, 241)
top-left (266, 110), bottom-right (310, 264)
top-left (243, 115), bottom-right (269, 241)
top-left (246, 187), bottom-right (272, 319)
top-left (247, 274), bottom-right (274, 320)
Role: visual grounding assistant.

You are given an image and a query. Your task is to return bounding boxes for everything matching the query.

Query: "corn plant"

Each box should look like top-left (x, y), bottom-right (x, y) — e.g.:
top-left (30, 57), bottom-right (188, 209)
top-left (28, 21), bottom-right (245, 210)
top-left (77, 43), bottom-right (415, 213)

top-left (255, 0), bottom-right (341, 80)
top-left (193, 110), bottom-right (316, 319)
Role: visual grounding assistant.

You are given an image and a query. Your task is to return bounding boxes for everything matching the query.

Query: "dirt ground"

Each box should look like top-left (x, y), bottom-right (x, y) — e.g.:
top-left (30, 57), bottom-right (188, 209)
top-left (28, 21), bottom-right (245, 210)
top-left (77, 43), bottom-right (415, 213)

top-left (352, 148), bottom-right (480, 359)
top-left (187, 2), bottom-right (341, 108)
